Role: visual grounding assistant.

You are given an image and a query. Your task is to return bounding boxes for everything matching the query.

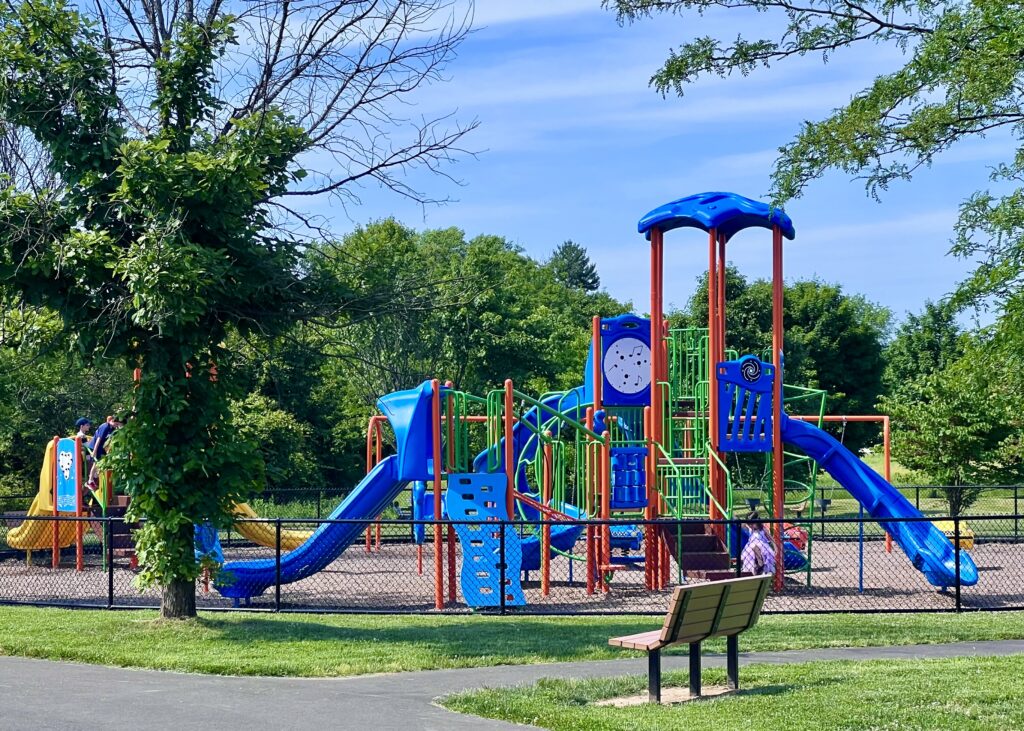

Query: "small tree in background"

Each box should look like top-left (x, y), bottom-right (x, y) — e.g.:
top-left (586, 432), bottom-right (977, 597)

top-left (547, 240), bottom-right (601, 293)
top-left (881, 346), bottom-right (1024, 515)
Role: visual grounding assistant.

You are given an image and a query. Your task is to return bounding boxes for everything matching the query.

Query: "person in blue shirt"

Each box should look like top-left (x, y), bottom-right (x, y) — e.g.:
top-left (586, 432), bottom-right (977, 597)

top-left (87, 413), bottom-right (125, 490)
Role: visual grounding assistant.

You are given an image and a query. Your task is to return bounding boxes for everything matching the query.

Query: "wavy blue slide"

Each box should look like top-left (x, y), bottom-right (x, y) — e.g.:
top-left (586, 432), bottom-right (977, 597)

top-left (216, 456), bottom-right (406, 600)
top-left (780, 413), bottom-right (978, 588)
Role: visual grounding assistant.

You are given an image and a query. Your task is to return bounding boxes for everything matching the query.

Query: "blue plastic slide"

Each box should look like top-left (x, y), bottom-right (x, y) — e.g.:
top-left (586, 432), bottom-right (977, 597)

top-left (779, 414), bottom-right (978, 588)
top-left (216, 455), bottom-right (405, 600)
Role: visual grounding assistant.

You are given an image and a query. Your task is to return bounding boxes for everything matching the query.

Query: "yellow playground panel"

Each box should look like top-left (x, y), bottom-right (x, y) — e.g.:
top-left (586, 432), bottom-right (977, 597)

top-left (931, 520), bottom-right (974, 550)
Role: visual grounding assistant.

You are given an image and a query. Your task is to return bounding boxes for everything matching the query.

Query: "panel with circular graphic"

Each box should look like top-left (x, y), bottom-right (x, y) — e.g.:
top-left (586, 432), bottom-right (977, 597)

top-left (599, 314), bottom-right (652, 407)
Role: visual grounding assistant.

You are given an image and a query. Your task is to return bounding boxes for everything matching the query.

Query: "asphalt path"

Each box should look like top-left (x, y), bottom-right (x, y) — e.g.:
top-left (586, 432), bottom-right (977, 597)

top-left (2, 640), bottom-right (1022, 730)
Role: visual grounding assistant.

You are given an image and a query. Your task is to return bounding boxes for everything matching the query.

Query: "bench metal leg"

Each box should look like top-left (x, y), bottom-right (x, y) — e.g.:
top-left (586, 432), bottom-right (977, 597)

top-left (648, 648), bottom-right (661, 703)
top-left (689, 642), bottom-right (702, 698)
top-left (726, 635), bottom-right (739, 690)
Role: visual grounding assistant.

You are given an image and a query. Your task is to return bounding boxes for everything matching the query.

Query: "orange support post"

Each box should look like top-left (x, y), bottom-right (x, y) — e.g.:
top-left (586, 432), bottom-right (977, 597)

top-left (75, 437), bottom-right (83, 572)
top-left (417, 544), bottom-right (423, 575)
top-left (585, 407), bottom-right (596, 595)
top-left (600, 430), bottom-right (611, 593)
top-left (431, 379), bottom-right (444, 609)
top-left (644, 406), bottom-right (655, 590)
top-left (884, 416), bottom-right (893, 553)
top-left (541, 433), bottom-right (552, 596)
top-left (707, 228), bottom-right (720, 518)
top-left (51, 437), bottom-right (59, 569)
top-left (716, 234), bottom-right (728, 521)
top-left (504, 379), bottom-right (515, 519)
top-left (771, 225), bottom-right (785, 591)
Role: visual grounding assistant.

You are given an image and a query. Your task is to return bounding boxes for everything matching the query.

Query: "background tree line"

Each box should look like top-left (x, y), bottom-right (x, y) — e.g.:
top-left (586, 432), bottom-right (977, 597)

top-left (2, 218), bottom-right (1022, 518)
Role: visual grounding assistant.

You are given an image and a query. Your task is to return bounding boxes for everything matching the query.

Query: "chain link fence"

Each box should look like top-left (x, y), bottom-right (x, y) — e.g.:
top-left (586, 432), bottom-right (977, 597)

top-left (2, 512), bottom-right (1022, 615)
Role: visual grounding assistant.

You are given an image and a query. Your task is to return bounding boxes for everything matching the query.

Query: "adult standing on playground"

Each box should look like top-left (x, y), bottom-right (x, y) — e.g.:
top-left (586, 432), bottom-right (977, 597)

top-left (87, 414), bottom-right (124, 490)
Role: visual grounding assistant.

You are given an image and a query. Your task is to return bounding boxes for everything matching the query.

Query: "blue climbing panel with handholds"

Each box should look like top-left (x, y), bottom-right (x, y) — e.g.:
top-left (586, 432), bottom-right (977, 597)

top-left (717, 355), bottom-right (775, 453)
top-left (444, 472), bottom-right (525, 608)
top-left (609, 446), bottom-right (648, 509)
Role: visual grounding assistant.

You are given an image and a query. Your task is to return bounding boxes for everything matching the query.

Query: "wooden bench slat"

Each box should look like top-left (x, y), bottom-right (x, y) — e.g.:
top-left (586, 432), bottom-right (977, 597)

top-left (609, 630), bottom-right (664, 651)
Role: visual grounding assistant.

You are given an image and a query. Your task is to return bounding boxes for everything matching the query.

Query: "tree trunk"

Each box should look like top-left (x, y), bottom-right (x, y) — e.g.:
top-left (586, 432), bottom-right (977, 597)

top-left (161, 577), bottom-right (197, 618)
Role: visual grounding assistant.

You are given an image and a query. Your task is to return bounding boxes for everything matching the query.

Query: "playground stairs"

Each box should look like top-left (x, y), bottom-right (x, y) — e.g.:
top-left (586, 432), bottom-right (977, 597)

top-left (89, 495), bottom-right (137, 564)
top-left (661, 520), bottom-right (735, 580)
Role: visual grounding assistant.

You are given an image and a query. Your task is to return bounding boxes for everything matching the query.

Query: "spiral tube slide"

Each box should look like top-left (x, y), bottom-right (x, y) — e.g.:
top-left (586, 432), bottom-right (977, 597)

top-left (779, 414), bottom-right (978, 588)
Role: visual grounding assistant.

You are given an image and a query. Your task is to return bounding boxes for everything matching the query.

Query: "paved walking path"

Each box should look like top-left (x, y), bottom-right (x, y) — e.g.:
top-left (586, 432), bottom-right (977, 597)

top-left (2, 640), bottom-right (1022, 731)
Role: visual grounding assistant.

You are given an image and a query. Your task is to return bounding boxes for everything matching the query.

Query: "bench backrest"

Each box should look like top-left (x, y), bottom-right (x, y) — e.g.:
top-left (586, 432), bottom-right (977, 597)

top-left (659, 574), bottom-right (771, 645)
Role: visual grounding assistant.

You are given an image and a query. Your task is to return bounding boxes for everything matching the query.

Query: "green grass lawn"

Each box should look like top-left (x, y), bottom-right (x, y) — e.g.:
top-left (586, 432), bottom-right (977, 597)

top-left (0, 606), bottom-right (1022, 677)
top-left (443, 655), bottom-right (1024, 730)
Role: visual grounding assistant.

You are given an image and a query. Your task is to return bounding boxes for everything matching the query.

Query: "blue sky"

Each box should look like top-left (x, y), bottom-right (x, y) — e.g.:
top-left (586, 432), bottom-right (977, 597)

top-left (304, 2), bottom-right (1005, 322)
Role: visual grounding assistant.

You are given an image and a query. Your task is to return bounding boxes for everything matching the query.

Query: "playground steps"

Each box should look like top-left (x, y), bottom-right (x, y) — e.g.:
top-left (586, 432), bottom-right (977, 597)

top-left (661, 522), bottom-right (734, 574)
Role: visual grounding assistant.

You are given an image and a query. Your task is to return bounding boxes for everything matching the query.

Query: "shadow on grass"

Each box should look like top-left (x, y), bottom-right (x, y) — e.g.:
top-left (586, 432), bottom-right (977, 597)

top-left (190, 615), bottom-right (662, 662)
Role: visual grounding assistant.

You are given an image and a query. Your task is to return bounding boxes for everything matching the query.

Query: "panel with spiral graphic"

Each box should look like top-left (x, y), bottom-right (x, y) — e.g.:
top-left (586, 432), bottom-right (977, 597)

top-left (445, 472), bottom-right (525, 608)
top-left (717, 355), bottom-right (775, 453)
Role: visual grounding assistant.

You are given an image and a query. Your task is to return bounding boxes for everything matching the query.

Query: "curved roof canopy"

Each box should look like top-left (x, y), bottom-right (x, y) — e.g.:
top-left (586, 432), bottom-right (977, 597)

top-left (637, 192), bottom-right (796, 242)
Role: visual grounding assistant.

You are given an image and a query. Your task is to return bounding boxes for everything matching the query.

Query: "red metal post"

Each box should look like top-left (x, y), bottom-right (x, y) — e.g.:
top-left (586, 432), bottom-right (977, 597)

top-left (643, 406), bottom-right (655, 590)
top-left (75, 437), bottom-right (83, 572)
top-left (51, 437), bottom-right (59, 569)
top-left (600, 429), bottom-right (611, 593)
top-left (585, 407), bottom-right (596, 595)
top-left (771, 225), bottom-right (785, 591)
top-left (431, 379), bottom-right (444, 609)
top-left (884, 416), bottom-right (893, 553)
top-left (716, 234), bottom-right (728, 520)
top-left (707, 228), bottom-right (720, 517)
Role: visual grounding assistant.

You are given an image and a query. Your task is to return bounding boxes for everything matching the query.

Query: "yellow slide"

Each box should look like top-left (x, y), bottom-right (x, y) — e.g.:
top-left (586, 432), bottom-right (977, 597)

top-left (5, 441), bottom-right (313, 552)
top-left (231, 502), bottom-right (313, 551)
top-left (7, 442), bottom-right (77, 551)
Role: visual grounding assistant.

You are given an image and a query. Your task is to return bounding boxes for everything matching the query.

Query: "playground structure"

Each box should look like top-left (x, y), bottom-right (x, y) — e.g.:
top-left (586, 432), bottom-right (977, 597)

top-left (203, 191), bottom-right (979, 608)
top-left (2, 191), bottom-right (980, 610)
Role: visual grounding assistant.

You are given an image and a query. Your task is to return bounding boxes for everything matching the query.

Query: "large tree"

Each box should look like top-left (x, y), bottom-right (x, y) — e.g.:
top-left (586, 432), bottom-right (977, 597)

top-left (608, 0), bottom-right (1024, 355)
top-left (0, 0), bottom-right (471, 617)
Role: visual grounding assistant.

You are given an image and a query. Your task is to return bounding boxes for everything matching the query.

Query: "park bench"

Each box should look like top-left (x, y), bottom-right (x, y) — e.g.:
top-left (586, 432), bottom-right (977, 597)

top-left (608, 574), bottom-right (772, 703)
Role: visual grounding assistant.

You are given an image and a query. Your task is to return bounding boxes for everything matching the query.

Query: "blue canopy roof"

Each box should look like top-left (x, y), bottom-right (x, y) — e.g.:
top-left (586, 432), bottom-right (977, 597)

top-left (637, 192), bottom-right (796, 242)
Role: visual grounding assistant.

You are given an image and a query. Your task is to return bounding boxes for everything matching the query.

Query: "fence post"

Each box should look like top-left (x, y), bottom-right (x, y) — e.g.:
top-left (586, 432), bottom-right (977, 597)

top-left (1015, 486), bottom-right (1019, 541)
top-left (953, 516), bottom-right (962, 613)
top-left (499, 522), bottom-right (507, 616)
top-left (106, 518), bottom-right (114, 609)
top-left (274, 519), bottom-right (282, 612)
top-left (915, 485), bottom-right (920, 510)
top-left (734, 518), bottom-right (742, 577)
